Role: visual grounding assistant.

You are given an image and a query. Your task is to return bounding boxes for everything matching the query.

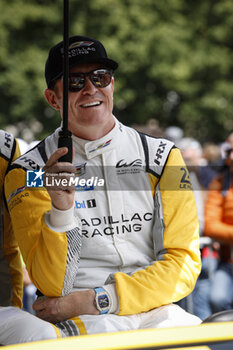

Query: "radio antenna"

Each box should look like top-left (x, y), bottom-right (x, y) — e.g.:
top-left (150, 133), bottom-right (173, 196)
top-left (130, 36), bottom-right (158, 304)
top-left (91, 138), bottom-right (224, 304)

top-left (58, 0), bottom-right (72, 162)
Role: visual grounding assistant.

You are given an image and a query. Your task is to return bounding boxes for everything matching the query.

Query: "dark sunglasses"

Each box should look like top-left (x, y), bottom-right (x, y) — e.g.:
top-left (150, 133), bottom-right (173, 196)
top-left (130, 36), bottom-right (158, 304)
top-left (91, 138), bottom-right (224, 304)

top-left (68, 69), bottom-right (113, 92)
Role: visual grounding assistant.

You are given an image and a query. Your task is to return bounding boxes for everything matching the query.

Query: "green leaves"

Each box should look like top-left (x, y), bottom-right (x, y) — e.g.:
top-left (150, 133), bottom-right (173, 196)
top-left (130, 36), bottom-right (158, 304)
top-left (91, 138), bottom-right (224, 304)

top-left (0, 0), bottom-right (233, 142)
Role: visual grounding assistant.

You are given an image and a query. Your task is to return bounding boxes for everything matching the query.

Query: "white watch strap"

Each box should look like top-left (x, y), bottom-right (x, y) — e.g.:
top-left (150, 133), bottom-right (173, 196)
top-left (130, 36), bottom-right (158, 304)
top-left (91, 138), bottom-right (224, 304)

top-left (102, 284), bottom-right (119, 314)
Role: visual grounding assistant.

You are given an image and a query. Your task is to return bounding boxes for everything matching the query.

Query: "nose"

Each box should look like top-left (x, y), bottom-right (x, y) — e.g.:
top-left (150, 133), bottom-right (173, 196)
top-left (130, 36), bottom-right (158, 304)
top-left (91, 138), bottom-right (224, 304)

top-left (81, 77), bottom-right (97, 95)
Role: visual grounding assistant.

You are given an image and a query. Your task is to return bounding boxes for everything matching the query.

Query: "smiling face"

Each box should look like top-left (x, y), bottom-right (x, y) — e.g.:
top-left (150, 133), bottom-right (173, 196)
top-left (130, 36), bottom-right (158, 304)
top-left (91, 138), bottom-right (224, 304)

top-left (45, 63), bottom-right (115, 140)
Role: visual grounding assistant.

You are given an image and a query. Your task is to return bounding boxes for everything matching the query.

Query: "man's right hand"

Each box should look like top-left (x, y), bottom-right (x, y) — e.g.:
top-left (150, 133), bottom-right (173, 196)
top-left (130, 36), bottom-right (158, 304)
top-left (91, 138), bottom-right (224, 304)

top-left (43, 147), bottom-right (76, 210)
top-left (33, 290), bottom-right (99, 324)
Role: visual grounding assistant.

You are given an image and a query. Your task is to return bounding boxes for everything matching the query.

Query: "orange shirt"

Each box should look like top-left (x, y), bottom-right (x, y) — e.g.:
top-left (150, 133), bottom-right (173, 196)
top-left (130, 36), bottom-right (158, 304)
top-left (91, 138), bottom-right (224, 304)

top-left (204, 171), bottom-right (233, 262)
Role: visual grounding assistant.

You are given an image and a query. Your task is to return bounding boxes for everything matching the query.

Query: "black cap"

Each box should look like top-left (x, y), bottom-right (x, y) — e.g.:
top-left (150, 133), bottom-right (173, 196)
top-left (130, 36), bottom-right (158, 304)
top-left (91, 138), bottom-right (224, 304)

top-left (45, 35), bottom-right (118, 88)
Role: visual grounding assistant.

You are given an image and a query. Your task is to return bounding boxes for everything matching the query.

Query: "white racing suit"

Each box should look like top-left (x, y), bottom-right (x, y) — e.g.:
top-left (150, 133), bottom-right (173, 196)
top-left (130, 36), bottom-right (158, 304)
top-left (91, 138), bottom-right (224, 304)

top-left (4, 118), bottom-right (201, 342)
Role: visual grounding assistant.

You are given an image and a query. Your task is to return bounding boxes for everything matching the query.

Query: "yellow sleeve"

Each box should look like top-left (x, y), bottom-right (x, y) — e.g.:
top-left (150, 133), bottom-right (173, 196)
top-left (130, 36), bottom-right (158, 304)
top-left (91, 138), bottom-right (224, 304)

top-left (114, 148), bottom-right (201, 315)
top-left (2, 139), bottom-right (23, 308)
top-left (5, 167), bottom-right (69, 297)
top-left (3, 203), bottom-right (23, 307)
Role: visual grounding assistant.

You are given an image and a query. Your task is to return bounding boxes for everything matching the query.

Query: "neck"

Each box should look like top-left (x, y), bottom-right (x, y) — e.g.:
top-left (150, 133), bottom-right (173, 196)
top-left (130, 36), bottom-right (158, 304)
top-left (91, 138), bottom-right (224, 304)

top-left (71, 117), bottom-right (115, 141)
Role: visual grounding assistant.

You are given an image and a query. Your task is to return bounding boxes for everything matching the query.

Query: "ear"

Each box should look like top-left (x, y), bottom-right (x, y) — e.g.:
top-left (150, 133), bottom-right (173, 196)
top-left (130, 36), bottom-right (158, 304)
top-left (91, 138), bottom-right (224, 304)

top-left (44, 89), bottom-right (61, 111)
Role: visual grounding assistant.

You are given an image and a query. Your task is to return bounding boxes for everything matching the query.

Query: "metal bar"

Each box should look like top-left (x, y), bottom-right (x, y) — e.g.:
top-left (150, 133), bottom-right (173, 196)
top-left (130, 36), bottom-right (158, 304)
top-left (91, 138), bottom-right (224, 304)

top-left (58, 0), bottom-right (72, 163)
top-left (62, 0), bottom-right (69, 132)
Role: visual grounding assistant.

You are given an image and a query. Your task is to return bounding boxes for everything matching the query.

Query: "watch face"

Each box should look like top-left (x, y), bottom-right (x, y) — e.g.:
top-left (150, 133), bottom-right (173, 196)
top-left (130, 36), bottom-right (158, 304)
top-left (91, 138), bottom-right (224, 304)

top-left (98, 294), bottom-right (109, 308)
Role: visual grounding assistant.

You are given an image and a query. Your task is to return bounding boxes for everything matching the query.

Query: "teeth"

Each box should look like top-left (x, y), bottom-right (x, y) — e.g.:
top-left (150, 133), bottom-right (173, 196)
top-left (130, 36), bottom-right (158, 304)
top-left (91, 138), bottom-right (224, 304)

top-left (82, 101), bottom-right (101, 108)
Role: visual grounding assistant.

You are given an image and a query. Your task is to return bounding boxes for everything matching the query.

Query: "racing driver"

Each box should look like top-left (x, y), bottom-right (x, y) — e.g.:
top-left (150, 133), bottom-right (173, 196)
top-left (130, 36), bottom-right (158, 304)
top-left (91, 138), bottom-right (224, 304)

top-left (4, 35), bottom-right (201, 343)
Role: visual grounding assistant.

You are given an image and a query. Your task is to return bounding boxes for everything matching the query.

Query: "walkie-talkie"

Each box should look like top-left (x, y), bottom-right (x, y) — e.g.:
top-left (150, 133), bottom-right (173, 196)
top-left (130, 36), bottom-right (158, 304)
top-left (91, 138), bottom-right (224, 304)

top-left (58, 0), bottom-right (72, 162)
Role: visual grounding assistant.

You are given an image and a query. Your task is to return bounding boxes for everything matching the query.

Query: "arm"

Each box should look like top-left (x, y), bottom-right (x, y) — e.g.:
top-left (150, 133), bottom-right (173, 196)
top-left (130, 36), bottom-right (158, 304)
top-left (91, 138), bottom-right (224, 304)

top-left (33, 290), bottom-right (98, 323)
top-left (2, 137), bottom-right (23, 307)
top-left (4, 148), bottom-right (82, 297)
top-left (114, 148), bottom-right (201, 315)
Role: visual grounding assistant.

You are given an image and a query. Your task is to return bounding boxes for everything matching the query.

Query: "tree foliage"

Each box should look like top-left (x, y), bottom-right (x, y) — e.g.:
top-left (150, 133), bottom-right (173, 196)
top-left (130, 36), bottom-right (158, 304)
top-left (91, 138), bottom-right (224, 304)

top-left (0, 0), bottom-right (233, 143)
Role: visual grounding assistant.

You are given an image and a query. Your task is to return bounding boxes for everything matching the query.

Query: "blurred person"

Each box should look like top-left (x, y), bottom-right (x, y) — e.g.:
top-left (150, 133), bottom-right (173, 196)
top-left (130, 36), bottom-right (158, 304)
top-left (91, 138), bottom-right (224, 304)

top-left (165, 126), bottom-right (184, 145)
top-left (177, 138), bottom-right (205, 233)
top-left (0, 131), bottom-right (22, 308)
top-left (177, 137), bottom-right (218, 320)
top-left (204, 132), bottom-right (233, 313)
top-left (4, 35), bottom-right (201, 344)
top-left (199, 142), bottom-right (222, 190)
top-left (0, 131), bottom-right (59, 345)
top-left (202, 142), bottom-right (221, 166)
top-left (132, 118), bottom-right (164, 137)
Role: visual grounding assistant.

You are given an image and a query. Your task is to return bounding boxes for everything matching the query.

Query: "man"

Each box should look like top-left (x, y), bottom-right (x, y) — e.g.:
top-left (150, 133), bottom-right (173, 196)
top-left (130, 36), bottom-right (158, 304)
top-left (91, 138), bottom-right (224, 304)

top-left (0, 132), bottom-right (60, 345)
top-left (0, 130), bottom-right (22, 308)
top-left (204, 132), bottom-right (233, 313)
top-left (4, 35), bottom-right (201, 342)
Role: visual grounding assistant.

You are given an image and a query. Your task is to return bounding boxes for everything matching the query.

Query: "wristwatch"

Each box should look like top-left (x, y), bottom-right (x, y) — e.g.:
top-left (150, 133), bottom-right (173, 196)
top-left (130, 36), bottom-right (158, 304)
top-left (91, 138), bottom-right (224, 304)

top-left (94, 287), bottom-right (110, 314)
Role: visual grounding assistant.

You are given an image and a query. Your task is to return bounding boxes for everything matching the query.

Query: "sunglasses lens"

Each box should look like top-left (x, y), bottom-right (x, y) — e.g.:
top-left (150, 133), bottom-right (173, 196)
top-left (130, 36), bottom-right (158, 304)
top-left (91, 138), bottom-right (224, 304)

top-left (68, 69), bottom-right (112, 92)
top-left (69, 75), bottom-right (85, 91)
top-left (91, 70), bottom-right (112, 88)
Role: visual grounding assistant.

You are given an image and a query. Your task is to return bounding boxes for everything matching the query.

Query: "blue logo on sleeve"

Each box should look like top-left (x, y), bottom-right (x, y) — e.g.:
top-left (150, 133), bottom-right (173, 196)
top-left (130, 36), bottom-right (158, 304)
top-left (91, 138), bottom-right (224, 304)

top-left (26, 169), bottom-right (44, 187)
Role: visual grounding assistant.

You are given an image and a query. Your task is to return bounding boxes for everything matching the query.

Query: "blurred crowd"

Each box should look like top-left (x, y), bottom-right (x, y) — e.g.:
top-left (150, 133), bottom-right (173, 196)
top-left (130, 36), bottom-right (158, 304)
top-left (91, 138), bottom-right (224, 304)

top-left (17, 122), bottom-right (233, 321)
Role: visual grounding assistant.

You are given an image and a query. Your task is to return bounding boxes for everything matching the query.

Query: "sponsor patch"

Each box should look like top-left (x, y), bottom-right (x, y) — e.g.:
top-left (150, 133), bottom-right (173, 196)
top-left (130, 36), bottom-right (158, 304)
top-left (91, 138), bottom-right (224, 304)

top-left (154, 141), bottom-right (167, 166)
top-left (7, 186), bottom-right (26, 203)
top-left (75, 163), bottom-right (86, 176)
top-left (75, 199), bottom-right (96, 209)
top-left (89, 140), bottom-right (112, 153)
top-left (179, 167), bottom-right (192, 189)
top-left (4, 132), bottom-right (12, 149)
top-left (20, 156), bottom-right (39, 170)
top-left (116, 158), bottom-right (143, 175)
top-left (61, 41), bottom-right (96, 57)
top-left (69, 41), bottom-right (94, 49)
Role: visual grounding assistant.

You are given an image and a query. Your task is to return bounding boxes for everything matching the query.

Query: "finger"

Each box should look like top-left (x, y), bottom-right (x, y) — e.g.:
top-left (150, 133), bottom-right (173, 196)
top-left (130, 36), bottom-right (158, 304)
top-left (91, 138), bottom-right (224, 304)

top-left (33, 297), bottom-right (49, 311)
top-left (33, 300), bottom-right (45, 311)
top-left (45, 164), bottom-right (76, 174)
top-left (44, 172), bottom-right (76, 192)
top-left (44, 147), bottom-right (68, 170)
